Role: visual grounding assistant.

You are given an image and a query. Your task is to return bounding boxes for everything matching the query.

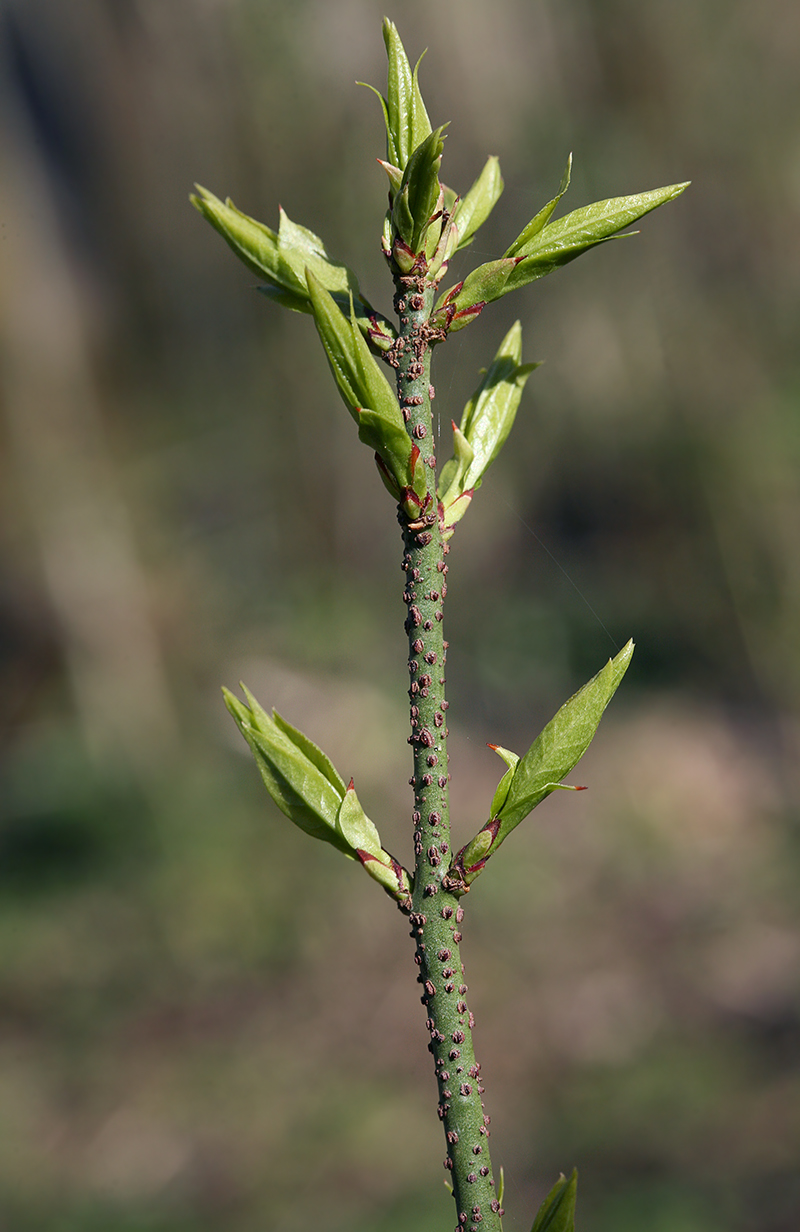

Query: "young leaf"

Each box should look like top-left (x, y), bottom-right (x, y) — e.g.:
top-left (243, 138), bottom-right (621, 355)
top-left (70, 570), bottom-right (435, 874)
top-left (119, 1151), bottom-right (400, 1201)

top-left (191, 187), bottom-right (395, 345)
top-left (191, 188), bottom-right (338, 301)
top-left (225, 689), bottom-right (412, 905)
top-left (454, 155), bottom-right (504, 250)
top-left (515, 182), bottom-right (689, 261)
top-left (192, 186), bottom-right (297, 286)
top-left (223, 687), bottom-right (352, 855)
top-left (271, 707), bottom-right (347, 796)
top-left (437, 421), bottom-right (474, 509)
top-left (381, 18), bottom-right (433, 169)
top-left (357, 409), bottom-right (414, 496)
top-left (497, 639), bottom-right (634, 836)
top-left (390, 127), bottom-right (446, 252)
top-left (275, 208), bottom-right (356, 298)
top-left (504, 154), bottom-right (572, 257)
top-left (306, 271), bottom-right (404, 433)
top-left (487, 743), bottom-right (520, 817)
top-left (445, 642), bottom-right (634, 893)
top-left (438, 322), bottom-right (538, 528)
top-left (529, 1169), bottom-right (578, 1232)
top-left (458, 320), bottom-right (539, 489)
top-left (436, 179), bottom-right (689, 326)
top-left (307, 275), bottom-right (415, 497)
top-left (336, 781), bottom-right (383, 857)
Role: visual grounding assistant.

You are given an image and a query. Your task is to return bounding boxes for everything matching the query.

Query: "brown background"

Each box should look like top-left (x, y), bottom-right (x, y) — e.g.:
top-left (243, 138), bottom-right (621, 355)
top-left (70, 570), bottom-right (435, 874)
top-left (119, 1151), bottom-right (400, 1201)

top-left (0, 1), bottom-right (798, 1229)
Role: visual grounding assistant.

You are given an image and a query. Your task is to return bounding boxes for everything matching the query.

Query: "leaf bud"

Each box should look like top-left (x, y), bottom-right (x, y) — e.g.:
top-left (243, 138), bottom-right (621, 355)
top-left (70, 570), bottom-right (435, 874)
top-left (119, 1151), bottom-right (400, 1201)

top-left (355, 848), bottom-right (414, 906)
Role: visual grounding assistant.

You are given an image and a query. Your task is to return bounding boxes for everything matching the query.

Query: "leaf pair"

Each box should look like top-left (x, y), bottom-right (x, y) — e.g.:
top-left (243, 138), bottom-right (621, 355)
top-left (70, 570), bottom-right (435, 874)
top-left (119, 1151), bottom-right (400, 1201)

top-left (448, 641), bottom-right (634, 892)
top-left (224, 685), bottom-right (413, 906)
top-left (438, 321), bottom-right (539, 535)
top-left (189, 187), bottom-right (395, 350)
top-left (434, 169), bottom-right (689, 332)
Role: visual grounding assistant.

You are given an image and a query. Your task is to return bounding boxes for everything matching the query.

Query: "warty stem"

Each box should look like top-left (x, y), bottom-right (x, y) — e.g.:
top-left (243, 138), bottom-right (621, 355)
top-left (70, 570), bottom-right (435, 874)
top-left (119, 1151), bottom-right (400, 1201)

top-left (392, 269), bottom-right (503, 1232)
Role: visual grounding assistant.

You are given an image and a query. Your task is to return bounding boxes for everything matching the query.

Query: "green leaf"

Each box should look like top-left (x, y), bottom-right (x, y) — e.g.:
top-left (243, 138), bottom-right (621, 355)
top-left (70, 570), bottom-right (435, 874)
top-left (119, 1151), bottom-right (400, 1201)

top-left (355, 847), bottom-right (414, 905)
top-left (488, 744), bottom-right (520, 817)
top-left (307, 271), bottom-right (404, 431)
top-left (381, 18), bottom-right (433, 169)
top-left (436, 257), bottom-right (517, 321)
top-left (499, 181), bottom-right (690, 296)
top-left (504, 154), bottom-right (572, 257)
top-left (437, 323), bottom-right (538, 527)
top-left (223, 687), bottom-right (352, 855)
top-left (446, 642), bottom-right (633, 893)
top-left (437, 421), bottom-right (474, 508)
top-left (225, 688), bottom-right (414, 902)
top-left (530, 1169), bottom-right (577, 1232)
top-left (356, 409), bottom-right (413, 493)
top-left (336, 781), bottom-right (383, 857)
top-left (394, 127), bottom-right (446, 252)
top-left (458, 320), bottom-right (539, 488)
top-left (490, 744), bottom-right (520, 772)
top-left (191, 188), bottom-right (339, 301)
top-left (192, 186), bottom-right (293, 287)
top-left (497, 640), bottom-right (634, 836)
top-left (378, 158), bottom-right (404, 199)
top-left (274, 207), bottom-right (355, 298)
top-left (514, 181), bottom-right (689, 261)
top-left (435, 179), bottom-right (689, 325)
top-left (271, 707), bottom-right (347, 797)
top-left (454, 155), bottom-right (504, 249)
top-left (191, 187), bottom-right (394, 346)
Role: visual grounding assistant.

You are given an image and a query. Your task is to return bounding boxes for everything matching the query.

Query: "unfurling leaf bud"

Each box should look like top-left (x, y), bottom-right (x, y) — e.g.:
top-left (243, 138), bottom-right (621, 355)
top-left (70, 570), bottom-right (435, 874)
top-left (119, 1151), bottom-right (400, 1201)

top-left (437, 322), bottom-right (539, 533)
top-left (223, 687), bottom-right (351, 855)
top-left (446, 642), bottom-right (634, 891)
top-left (360, 19), bottom-right (432, 172)
top-left (435, 172), bottom-right (689, 330)
top-left (355, 848), bottom-right (414, 907)
top-left (224, 686), bottom-right (413, 902)
top-left (389, 127), bottom-right (446, 260)
top-left (190, 188), bottom-right (395, 349)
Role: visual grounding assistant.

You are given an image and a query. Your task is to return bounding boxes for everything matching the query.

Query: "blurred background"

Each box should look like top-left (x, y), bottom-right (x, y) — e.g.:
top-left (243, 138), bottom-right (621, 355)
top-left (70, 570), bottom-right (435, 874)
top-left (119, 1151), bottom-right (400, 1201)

top-left (0, 0), bottom-right (798, 1229)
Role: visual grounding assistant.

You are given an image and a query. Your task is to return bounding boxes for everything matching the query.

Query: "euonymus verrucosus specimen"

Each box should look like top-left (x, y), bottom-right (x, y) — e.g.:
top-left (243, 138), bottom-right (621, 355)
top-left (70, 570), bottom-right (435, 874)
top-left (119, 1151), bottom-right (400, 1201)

top-left (192, 20), bottom-right (687, 1232)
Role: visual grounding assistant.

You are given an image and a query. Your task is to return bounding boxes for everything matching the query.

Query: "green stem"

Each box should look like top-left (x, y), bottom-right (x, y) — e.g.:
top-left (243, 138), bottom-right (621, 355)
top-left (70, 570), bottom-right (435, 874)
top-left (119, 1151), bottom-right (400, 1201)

top-left (393, 270), bottom-right (503, 1232)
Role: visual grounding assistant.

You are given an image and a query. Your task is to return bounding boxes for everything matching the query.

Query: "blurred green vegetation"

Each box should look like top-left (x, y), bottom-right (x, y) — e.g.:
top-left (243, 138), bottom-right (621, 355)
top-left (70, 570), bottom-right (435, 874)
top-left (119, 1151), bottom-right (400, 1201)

top-left (0, 1), bottom-right (798, 1229)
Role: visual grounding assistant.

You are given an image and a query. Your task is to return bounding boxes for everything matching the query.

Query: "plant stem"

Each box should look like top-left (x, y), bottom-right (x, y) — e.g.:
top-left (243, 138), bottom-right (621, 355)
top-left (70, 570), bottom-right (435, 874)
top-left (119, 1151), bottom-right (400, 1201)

top-left (393, 272), bottom-right (503, 1232)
